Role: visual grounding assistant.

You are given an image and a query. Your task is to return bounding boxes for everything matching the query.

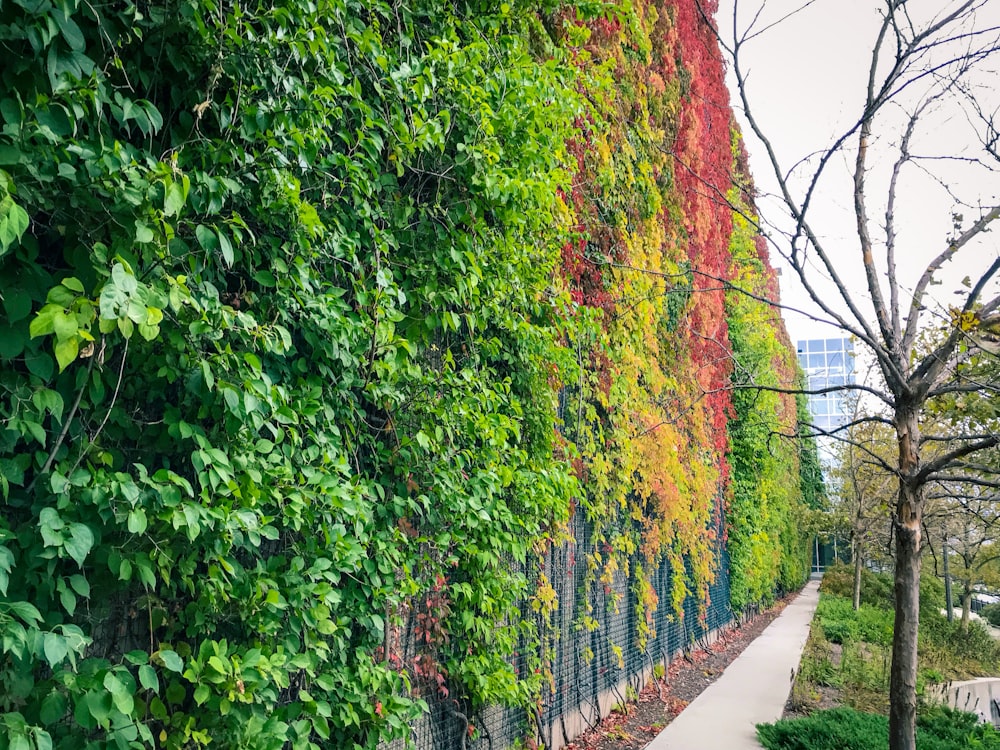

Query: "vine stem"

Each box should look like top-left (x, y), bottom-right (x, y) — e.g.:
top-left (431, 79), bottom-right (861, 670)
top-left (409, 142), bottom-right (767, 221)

top-left (66, 336), bottom-right (129, 479)
top-left (26, 339), bottom-right (100, 494)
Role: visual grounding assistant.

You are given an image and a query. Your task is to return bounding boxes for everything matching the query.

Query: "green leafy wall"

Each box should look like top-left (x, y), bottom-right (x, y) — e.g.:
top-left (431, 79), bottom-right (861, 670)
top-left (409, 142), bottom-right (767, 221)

top-left (0, 0), bottom-right (813, 747)
top-left (725, 144), bottom-right (812, 609)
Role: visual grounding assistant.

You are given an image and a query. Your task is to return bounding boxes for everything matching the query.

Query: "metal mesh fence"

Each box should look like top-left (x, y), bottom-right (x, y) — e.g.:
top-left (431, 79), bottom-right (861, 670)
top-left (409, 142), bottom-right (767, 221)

top-left (386, 498), bottom-right (736, 750)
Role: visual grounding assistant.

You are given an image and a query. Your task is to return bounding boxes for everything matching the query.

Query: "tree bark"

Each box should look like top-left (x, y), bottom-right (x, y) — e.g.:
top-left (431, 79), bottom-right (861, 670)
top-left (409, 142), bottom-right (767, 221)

top-left (889, 512), bottom-right (921, 750)
top-left (943, 536), bottom-right (953, 622)
top-left (961, 583), bottom-right (972, 632)
top-left (853, 534), bottom-right (863, 611)
top-left (889, 407), bottom-right (922, 750)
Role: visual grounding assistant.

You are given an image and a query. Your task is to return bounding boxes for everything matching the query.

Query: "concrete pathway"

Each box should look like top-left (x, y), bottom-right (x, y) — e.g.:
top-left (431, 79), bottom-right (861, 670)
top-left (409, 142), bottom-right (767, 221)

top-left (645, 578), bottom-right (821, 750)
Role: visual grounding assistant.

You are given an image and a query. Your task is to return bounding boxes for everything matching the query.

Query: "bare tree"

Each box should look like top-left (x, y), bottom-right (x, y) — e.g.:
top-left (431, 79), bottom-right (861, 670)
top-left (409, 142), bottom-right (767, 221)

top-left (715, 2), bottom-right (1000, 748)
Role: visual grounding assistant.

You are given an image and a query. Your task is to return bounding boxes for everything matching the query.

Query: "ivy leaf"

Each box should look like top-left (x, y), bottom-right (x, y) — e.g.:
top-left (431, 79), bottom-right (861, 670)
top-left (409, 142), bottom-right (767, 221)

top-left (134, 221), bottom-right (154, 244)
top-left (157, 649), bottom-right (183, 673)
top-left (253, 269), bottom-right (276, 287)
top-left (59, 587), bottom-right (76, 616)
top-left (39, 691), bottom-right (68, 725)
top-left (7, 601), bottom-right (42, 625)
top-left (69, 574), bottom-right (90, 598)
top-left (195, 224), bottom-right (218, 253)
top-left (53, 335), bottom-right (79, 372)
top-left (52, 310), bottom-right (76, 340)
top-left (29, 304), bottom-right (61, 338)
top-left (127, 509), bottom-right (147, 534)
top-left (64, 523), bottom-right (94, 567)
top-left (138, 665), bottom-right (159, 693)
top-left (217, 229), bottom-right (234, 266)
top-left (54, 13), bottom-right (86, 52)
top-left (32, 389), bottom-right (65, 422)
top-left (0, 195), bottom-right (29, 256)
top-left (104, 672), bottom-right (134, 714)
top-left (43, 632), bottom-right (69, 667)
top-left (86, 690), bottom-right (112, 725)
top-left (3, 288), bottom-right (32, 322)
top-left (164, 181), bottom-right (185, 217)
top-left (61, 277), bottom-right (85, 293)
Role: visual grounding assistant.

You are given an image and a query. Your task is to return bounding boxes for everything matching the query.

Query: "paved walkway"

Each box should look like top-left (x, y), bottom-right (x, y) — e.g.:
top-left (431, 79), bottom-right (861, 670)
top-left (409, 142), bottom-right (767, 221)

top-left (646, 578), bottom-right (821, 750)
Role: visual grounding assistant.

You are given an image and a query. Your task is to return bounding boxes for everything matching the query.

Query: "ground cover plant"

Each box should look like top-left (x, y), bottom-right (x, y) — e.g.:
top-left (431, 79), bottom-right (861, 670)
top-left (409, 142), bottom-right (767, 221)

top-left (758, 706), bottom-right (1000, 750)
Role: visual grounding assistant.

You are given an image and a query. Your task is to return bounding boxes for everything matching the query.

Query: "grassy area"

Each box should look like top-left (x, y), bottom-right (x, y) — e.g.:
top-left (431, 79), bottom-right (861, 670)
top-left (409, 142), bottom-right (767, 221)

top-left (759, 564), bottom-right (1000, 749)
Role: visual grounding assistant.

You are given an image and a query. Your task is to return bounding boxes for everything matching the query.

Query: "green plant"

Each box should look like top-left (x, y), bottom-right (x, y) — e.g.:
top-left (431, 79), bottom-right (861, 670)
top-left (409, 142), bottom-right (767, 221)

top-left (815, 595), bottom-right (892, 647)
top-left (980, 603), bottom-right (1000, 627)
top-left (758, 707), bottom-right (889, 750)
top-left (0, 0), bottom-right (810, 747)
top-left (0, 0), bottom-right (586, 745)
top-left (758, 706), bottom-right (1000, 750)
top-left (821, 618), bottom-right (858, 645)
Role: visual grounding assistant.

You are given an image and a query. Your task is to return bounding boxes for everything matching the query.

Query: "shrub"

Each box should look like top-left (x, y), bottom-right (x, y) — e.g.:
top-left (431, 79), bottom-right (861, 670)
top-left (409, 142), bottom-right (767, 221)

top-left (815, 595), bottom-right (892, 647)
top-left (854, 604), bottom-right (893, 647)
top-left (819, 563), bottom-right (893, 610)
top-left (981, 603), bottom-right (1000, 627)
top-left (758, 706), bottom-right (1000, 750)
top-left (920, 574), bottom-right (947, 618)
top-left (821, 616), bottom-right (858, 645)
top-left (757, 707), bottom-right (888, 750)
top-left (818, 563), bottom-right (855, 598)
top-left (818, 563), bottom-right (944, 620)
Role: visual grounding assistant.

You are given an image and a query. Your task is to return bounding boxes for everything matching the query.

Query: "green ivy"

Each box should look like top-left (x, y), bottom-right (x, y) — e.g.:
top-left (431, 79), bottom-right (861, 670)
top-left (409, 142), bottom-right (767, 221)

top-left (725, 172), bottom-right (812, 610)
top-left (0, 1), bottom-right (583, 746)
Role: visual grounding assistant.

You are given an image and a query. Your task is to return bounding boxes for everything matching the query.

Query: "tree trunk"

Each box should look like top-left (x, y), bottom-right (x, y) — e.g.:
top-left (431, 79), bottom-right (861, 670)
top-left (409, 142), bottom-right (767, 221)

top-left (943, 536), bottom-right (953, 622)
top-left (853, 534), bottom-right (863, 611)
top-left (961, 583), bottom-right (971, 632)
top-left (889, 407), bottom-right (922, 750)
top-left (889, 512), bottom-right (921, 750)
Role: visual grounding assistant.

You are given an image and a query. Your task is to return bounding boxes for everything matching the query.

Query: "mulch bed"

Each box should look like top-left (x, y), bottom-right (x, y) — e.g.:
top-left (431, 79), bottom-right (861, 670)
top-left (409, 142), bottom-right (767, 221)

top-left (563, 592), bottom-right (796, 750)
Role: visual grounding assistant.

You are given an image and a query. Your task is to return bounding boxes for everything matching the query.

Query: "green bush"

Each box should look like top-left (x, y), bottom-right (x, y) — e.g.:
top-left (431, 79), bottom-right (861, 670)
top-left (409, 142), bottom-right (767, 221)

top-left (855, 605), bottom-right (894, 647)
top-left (920, 615), bottom-right (1000, 673)
top-left (920, 574), bottom-right (947, 618)
top-left (981, 603), bottom-right (1000, 627)
top-left (758, 706), bottom-right (1000, 750)
top-left (819, 563), bottom-right (945, 620)
top-left (917, 706), bottom-right (995, 750)
top-left (821, 617), bottom-right (858, 645)
top-left (815, 595), bottom-right (892, 647)
top-left (819, 564), bottom-right (894, 610)
top-left (757, 707), bottom-right (888, 750)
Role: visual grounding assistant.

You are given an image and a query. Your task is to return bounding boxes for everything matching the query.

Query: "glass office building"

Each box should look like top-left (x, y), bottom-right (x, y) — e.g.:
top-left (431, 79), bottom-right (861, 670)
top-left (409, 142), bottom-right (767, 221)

top-left (796, 337), bottom-right (856, 431)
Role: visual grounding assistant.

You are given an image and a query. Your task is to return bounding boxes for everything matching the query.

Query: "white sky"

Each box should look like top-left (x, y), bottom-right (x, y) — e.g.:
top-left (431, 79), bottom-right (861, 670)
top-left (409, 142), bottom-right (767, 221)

top-left (715, 0), bottom-right (1000, 347)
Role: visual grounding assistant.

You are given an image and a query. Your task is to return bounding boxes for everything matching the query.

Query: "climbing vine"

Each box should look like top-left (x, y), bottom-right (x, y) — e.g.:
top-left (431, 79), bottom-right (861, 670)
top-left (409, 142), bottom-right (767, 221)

top-left (725, 135), bottom-right (812, 609)
top-left (0, 1), bottom-right (584, 746)
top-left (0, 0), bottom-right (814, 748)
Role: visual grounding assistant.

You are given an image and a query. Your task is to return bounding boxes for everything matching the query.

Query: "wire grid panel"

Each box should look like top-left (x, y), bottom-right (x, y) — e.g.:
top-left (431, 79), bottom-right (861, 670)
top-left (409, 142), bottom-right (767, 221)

top-left (382, 500), bottom-right (734, 750)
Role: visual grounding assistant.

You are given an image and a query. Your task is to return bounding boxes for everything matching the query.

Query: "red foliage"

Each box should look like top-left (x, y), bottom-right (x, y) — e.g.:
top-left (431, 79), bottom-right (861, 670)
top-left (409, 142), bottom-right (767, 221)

top-left (669, 0), bottom-right (736, 462)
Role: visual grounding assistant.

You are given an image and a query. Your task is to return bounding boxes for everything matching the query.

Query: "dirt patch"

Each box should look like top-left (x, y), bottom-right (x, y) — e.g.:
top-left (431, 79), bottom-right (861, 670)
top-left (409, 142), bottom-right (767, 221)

top-left (784, 683), bottom-right (843, 718)
top-left (562, 593), bottom-right (796, 750)
top-left (783, 637), bottom-right (851, 718)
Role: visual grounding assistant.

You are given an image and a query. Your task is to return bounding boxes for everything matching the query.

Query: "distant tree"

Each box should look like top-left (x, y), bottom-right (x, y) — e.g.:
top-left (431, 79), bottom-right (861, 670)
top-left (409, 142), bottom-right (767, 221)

top-left (829, 413), bottom-right (895, 610)
top-left (926, 486), bottom-right (1000, 630)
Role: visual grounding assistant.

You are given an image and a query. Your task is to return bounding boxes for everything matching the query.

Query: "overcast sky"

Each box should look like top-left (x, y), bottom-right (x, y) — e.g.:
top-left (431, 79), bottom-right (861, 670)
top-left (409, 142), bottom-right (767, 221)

top-left (715, 0), bottom-right (1000, 346)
